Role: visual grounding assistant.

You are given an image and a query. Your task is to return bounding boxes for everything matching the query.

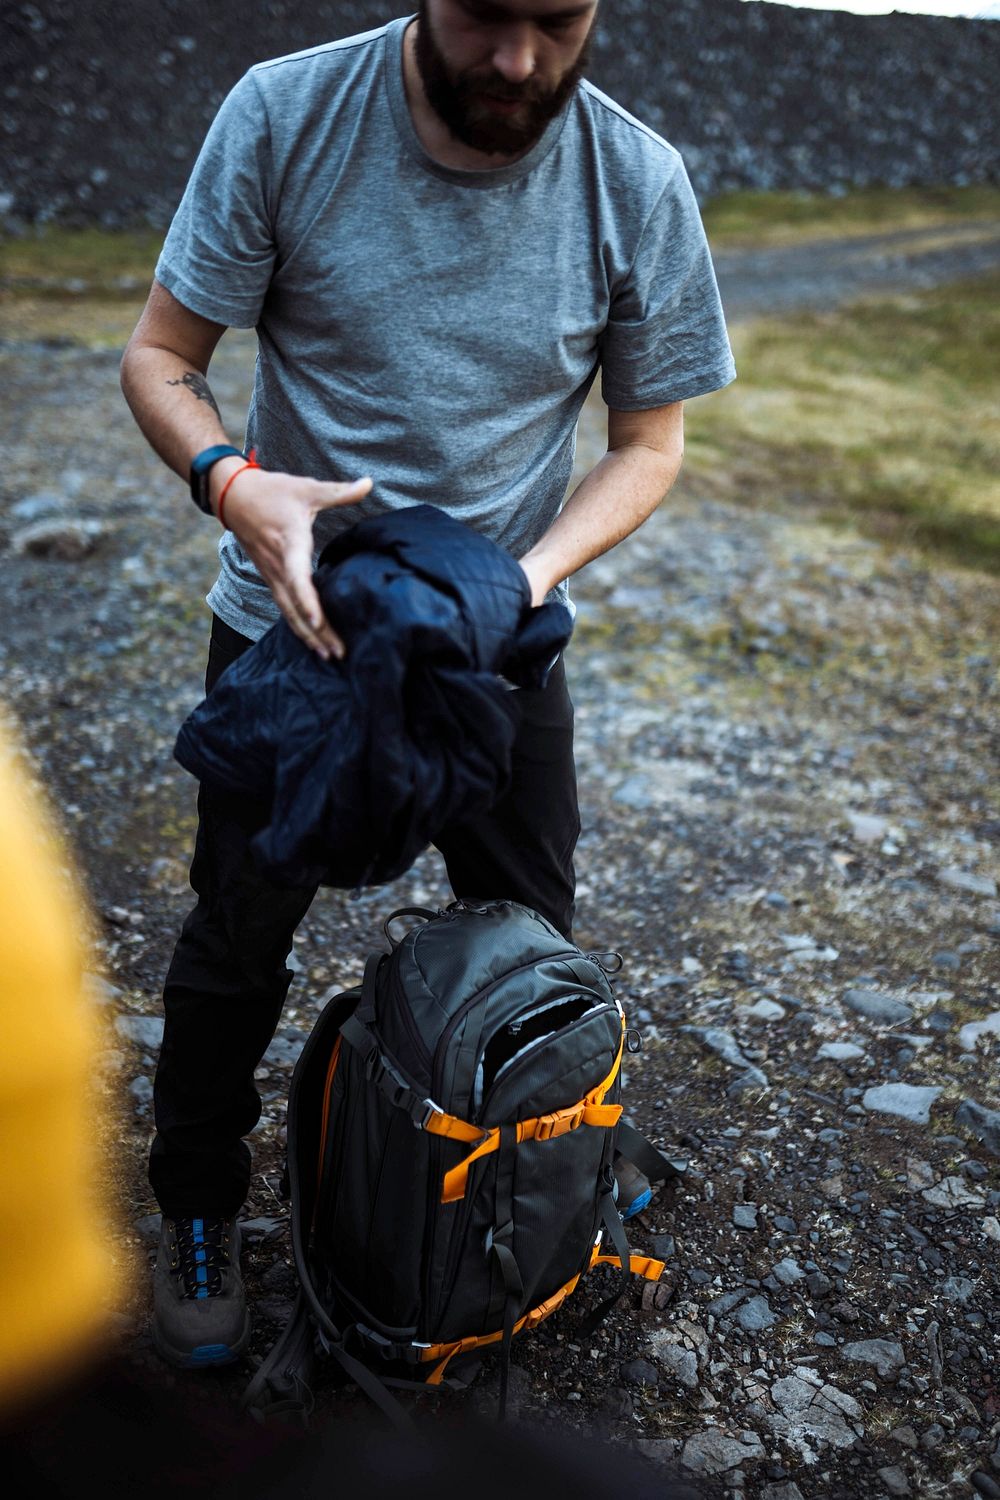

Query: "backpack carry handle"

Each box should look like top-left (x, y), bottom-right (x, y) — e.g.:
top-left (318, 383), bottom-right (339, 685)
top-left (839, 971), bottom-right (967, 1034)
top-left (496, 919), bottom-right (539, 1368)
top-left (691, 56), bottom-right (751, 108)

top-left (383, 907), bottom-right (439, 947)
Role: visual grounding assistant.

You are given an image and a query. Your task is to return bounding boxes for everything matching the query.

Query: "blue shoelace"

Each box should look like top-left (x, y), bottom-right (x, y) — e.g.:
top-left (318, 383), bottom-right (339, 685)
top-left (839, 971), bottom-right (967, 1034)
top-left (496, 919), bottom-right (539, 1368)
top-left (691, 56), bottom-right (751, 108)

top-left (173, 1217), bottom-right (232, 1300)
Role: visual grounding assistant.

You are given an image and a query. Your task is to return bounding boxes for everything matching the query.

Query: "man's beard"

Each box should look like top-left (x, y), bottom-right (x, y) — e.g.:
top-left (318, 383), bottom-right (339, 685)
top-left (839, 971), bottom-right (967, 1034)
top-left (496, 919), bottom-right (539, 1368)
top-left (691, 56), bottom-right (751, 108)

top-left (414, 2), bottom-right (591, 157)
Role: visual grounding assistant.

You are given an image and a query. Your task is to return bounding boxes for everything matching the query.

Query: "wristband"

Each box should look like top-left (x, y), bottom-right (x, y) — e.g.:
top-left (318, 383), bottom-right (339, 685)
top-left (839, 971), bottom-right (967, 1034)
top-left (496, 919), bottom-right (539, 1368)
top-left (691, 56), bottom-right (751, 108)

top-left (217, 449), bottom-right (261, 530)
top-left (189, 444), bottom-right (246, 515)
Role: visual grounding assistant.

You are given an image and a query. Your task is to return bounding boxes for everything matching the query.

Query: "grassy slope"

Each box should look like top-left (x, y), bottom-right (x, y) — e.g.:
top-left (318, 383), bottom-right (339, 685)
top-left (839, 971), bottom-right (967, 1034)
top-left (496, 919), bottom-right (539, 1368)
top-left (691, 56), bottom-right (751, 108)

top-left (683, 270), bottom-right (1000, 572)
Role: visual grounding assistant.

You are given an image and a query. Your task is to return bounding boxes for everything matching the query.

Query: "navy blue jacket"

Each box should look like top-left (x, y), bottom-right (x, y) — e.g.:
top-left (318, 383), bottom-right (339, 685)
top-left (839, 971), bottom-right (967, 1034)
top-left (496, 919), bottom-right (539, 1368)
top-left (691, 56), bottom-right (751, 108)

top-left (175, 505), bottom-right (573, 888)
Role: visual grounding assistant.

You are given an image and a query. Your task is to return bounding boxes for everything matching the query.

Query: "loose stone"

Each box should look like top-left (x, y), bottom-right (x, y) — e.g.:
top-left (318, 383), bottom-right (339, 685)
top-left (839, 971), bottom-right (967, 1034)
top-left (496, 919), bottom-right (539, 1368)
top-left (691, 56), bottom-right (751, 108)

top-left (841, 1339), bottom-right (906, 1379)
top-left (842, 989), bottom-right (913, 1026)
top-left (862, 1083), bottom-right (941, 1125)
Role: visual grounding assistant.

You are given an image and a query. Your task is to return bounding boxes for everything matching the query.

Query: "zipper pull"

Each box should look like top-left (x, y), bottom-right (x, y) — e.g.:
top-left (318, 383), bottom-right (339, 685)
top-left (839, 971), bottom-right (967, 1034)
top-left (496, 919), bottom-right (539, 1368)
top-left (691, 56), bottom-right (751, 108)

top-left (508, 1019), bottom-right (523, 1036)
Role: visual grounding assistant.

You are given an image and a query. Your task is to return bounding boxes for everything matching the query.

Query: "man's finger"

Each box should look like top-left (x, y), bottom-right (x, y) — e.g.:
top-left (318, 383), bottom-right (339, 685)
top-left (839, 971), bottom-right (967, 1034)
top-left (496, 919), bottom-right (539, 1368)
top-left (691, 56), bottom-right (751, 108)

top-left (311, 475), bottom-right (373, 512)
top-left (285, 554), bottom-right (345, 661)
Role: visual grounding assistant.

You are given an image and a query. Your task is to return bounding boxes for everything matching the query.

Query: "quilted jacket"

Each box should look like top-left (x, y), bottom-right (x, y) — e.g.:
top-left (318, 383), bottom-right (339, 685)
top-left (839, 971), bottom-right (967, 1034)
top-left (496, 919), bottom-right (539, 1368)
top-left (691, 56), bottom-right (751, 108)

top-left (174, 504), bottom-right (574, 888)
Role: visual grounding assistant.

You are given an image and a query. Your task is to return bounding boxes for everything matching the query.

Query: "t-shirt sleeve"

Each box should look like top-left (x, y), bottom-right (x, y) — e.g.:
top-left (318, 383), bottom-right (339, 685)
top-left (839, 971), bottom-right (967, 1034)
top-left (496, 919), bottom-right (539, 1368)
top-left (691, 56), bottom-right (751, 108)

top-left (599, 153), bottom-right (736, 410)
top-left (154, 71), bottom-right (276, 330)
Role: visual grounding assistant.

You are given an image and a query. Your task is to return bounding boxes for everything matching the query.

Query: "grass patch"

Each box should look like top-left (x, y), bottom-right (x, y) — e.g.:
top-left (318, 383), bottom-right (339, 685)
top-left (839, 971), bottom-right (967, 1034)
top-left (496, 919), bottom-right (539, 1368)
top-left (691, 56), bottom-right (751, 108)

top-left (0, 225), bottom-right (161, 289)
top-left (702, 184), bottom-right (1000, 248)
top-left (683, 270), bottom-right (1000, 573)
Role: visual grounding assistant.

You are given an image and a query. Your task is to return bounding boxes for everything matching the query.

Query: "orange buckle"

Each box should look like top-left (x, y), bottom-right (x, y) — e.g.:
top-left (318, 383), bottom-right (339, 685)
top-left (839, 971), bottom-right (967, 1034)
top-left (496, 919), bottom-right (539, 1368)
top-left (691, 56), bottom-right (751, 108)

top-left (532, 1104), bottom-right (585, 1141)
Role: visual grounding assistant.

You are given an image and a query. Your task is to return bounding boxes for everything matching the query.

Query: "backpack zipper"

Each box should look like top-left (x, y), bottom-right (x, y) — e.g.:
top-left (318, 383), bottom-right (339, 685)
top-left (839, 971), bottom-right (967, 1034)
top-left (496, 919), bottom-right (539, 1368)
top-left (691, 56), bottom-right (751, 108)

top-left (480, 1001), bottom-right (620, 1116)
top-left (430, 949), bottom-right (594, 1104)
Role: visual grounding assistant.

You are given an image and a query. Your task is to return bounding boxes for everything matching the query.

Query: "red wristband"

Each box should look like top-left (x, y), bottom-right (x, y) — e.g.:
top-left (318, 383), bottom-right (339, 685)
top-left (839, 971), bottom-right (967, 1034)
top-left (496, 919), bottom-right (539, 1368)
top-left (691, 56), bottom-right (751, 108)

top-left (216, 449), bottom-right (261, 529)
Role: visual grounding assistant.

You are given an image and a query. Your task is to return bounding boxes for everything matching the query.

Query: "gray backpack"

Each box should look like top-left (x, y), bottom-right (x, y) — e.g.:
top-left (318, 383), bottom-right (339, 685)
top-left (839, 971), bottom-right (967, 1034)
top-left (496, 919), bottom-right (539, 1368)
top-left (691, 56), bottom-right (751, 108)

top-left (246, 900), bottom-right (682, 1423)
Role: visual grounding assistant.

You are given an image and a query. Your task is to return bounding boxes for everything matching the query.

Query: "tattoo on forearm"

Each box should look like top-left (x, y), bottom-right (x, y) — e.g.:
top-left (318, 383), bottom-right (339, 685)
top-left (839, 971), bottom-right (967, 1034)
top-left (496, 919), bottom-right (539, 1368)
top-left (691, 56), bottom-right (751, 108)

top-left (166, 371), bottom-right (221, 419)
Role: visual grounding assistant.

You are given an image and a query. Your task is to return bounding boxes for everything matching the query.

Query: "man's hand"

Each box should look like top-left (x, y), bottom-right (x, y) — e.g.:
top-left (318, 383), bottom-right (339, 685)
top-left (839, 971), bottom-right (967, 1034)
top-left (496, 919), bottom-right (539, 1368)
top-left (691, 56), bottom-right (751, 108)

top-left (212, 461), bottom-right (373, 660)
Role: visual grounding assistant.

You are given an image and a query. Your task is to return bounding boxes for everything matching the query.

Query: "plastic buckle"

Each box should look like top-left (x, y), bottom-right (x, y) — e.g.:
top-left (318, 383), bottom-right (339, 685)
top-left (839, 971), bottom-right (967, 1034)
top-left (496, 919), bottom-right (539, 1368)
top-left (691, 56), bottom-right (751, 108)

top-left (534, 1106), bottom-right (583, 1141)
top-left (417, 1098), bottom-right (444, 1130)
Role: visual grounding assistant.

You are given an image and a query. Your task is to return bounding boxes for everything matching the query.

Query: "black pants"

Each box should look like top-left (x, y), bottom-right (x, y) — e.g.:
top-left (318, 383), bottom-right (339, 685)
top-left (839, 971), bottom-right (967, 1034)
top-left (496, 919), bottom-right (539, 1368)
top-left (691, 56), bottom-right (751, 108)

top-left (150, 616), bottom-right (580, 1218)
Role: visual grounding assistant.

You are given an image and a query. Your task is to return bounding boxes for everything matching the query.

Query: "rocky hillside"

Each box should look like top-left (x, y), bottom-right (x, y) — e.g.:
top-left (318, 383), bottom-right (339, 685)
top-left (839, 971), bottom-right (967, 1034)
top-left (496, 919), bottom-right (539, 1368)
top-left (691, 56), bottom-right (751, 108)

top-left (2, 0), bottom-right (998, 226)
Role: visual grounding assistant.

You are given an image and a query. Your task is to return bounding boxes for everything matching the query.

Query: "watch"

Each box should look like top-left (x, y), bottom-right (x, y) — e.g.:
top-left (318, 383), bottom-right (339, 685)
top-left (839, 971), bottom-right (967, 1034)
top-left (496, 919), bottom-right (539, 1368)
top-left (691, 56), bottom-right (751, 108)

top-left (189, 444), bottom-right (246, 515)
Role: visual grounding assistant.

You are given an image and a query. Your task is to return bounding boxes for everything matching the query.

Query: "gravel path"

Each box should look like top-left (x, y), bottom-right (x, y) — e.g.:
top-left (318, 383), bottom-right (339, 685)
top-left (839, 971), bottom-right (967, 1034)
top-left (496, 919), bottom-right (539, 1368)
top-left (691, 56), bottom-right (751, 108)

top-left (1, 228), bottom-right (998, 1499)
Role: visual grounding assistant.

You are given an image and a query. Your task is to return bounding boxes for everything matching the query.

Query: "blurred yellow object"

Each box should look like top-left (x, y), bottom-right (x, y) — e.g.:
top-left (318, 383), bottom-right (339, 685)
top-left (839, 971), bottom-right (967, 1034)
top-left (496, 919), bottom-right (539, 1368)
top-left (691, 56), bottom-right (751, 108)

top-left (0, 724), bottom-right (111, 1413)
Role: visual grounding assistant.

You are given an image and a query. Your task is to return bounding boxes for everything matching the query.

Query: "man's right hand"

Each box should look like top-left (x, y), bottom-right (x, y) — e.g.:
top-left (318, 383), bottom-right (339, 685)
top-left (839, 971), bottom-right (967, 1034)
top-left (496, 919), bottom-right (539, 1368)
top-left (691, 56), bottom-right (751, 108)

top-left (211, 460), bottom-right (373, 661)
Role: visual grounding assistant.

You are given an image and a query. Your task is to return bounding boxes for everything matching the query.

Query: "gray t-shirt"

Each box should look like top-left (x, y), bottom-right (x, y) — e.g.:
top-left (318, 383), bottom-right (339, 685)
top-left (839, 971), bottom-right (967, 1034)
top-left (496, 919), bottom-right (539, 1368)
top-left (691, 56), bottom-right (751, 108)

top-left (156, 16), bottom-right (736, 640)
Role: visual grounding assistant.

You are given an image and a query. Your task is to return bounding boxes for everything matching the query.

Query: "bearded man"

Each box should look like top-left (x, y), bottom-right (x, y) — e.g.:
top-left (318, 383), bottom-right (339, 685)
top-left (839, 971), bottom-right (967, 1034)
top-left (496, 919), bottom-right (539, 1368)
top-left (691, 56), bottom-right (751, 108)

top-left (120, 0), bottom-right (735, 1369)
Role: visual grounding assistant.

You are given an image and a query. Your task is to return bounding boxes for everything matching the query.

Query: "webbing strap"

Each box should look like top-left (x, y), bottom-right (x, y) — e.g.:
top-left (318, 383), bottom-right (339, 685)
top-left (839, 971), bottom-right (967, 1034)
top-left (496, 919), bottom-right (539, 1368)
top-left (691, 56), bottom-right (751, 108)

top-left (577, 1192), bottom-right (635, 1337)
top-left (615, 1120), bottom-right (687, 1182)
top-left (339, 1011), bottom-right (626, 1203)
top-left (420, 1236), bottom-right (665, 1387)
top-left (439, 1022), bottom-right (627, 1203)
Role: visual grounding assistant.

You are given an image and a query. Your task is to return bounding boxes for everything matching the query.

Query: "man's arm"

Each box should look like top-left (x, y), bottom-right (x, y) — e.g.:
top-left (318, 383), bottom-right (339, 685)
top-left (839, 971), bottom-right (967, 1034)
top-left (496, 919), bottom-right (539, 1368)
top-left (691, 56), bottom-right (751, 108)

top-left (518, 401), bottom-right (684, 605)
top-left (120, 280), bottom-right (371, 660)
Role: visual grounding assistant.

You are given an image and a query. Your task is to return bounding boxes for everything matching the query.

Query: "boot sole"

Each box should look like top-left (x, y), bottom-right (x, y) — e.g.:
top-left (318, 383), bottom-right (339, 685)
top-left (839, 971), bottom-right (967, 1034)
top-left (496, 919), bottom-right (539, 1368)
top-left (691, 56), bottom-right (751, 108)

top-left (152, 1310), bottom-right (252, 1370)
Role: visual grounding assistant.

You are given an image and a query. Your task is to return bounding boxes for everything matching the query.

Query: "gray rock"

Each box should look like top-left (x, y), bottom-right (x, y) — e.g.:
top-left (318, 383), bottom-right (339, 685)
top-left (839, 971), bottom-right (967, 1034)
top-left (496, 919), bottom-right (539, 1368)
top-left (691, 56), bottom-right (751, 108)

top-left (814, 1332), bottom-right (837, 1347)
top-left (623, 1358), bottom-right (659, 1387)
top-left (841, 1338), bottom-right (906, 1379)
top-left (680, 1429), bottom-right (765, 1476)
top-left (771, 1257), bottom-right (804, 1286)
top-left (240, 1215), bottom-right (287, 1239)
top-left (773, 1215), bottom-right (797, 1233)
top-left (941, 1275), bottom-right (975, 1302)
top-left (862, 1083), bottom-right (941, 1124)
top-left (733, 1204), bottom-right (758, 1230)
top-left (760, 1486), bottom-right (805, 1500)
top-left (768, 1373), bottom-right (862, 1454)
top-left (971, 1475), bottom-right (1000, 1500)
top-left (745, 998), bottom-right (786, 1021)
top-left (658, 1344), bottom-right (699, 1389)
top-left (920, 1424), bottom-right (946, 1451)
top-left (10, 517), bottom-right (105, 560)
top-left (264, 1034), bottom-right (306, 1068)
top-left (816, 1041), bottom-right (867, 1062)
top-left (707, 1289), bottom-right (748, 1317)
top-left (10, 490), bottom-right (70, 522)
top-left (959, 1012), bottom-right (1000, 1050)
top-left (955, 1099), bottom-right (1000, 1157)
top-left (129, 1075), bottom-right (153, 1103)
top-left (938, 868), bottom-right (997, 898)
top-left (114, 1013), bottom-right (165, 1050)
top-left (843, 989), bottom-right (913, 1025)
top-left (890, 1426), bottom-right (918, 1449)
top-left (134, 1213), bottom-right (162, 1243)
top-left (921, 1175), bottom-right (986, 1209)
top-left (877, 1466), bottom-right (911, 1497)
top-left (736, 1295), bottom-right (776, 1333)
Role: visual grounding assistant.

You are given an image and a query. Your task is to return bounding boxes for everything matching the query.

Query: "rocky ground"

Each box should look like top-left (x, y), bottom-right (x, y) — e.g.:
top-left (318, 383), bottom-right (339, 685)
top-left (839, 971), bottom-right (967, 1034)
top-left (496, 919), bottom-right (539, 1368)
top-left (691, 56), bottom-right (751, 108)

top-left (1, 227), bottom-right (999, 1498)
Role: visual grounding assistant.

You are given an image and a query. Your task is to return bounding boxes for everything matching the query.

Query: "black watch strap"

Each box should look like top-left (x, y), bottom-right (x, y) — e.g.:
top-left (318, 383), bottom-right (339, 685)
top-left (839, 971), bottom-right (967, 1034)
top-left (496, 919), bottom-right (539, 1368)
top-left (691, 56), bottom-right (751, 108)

top-left (189, 444), bottom-right (246, 515)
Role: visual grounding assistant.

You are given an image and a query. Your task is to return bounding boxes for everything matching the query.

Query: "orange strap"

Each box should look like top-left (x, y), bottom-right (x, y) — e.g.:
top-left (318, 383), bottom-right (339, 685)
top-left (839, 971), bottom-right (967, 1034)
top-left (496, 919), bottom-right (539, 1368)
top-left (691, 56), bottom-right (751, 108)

top-left (436, 1020), bottom-right (627, 1204)
top-left (217, 448), bottom-right (260, 529)
top-left (421, 1243), bottom-right (664, 1385)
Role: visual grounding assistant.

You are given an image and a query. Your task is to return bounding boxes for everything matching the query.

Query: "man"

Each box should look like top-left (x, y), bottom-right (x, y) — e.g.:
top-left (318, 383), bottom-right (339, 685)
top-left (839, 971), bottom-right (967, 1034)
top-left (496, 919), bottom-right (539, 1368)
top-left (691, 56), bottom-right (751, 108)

top-left (121, 0), bottom-right (735, 1369)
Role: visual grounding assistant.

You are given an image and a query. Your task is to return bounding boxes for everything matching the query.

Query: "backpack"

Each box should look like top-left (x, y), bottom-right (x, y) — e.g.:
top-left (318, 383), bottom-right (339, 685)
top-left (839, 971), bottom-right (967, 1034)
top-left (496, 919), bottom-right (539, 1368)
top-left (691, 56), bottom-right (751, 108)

top-left (245, 899), bottom-right (683, 1424)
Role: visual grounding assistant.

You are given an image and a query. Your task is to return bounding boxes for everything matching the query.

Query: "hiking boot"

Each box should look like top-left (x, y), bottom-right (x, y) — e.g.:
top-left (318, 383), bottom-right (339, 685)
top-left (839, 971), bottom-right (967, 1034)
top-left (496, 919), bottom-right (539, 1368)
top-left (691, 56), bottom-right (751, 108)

top-left (613, 1153), bottom-right (653, 1221)
top-left (152, 1216), bottom-right (251, 1369)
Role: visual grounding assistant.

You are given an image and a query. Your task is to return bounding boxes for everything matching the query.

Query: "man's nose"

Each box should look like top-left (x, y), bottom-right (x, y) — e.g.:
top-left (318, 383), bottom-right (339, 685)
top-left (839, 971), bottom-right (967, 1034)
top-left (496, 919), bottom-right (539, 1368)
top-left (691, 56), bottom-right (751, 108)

top-left (492, 26), bottom-right (537, 84)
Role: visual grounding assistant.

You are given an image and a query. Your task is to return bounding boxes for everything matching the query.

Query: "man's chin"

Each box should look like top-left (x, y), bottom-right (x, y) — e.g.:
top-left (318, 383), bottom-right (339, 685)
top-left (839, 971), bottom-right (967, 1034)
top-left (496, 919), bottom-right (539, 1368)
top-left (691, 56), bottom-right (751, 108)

top-left (452, 106), bottom-right (543, 157)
